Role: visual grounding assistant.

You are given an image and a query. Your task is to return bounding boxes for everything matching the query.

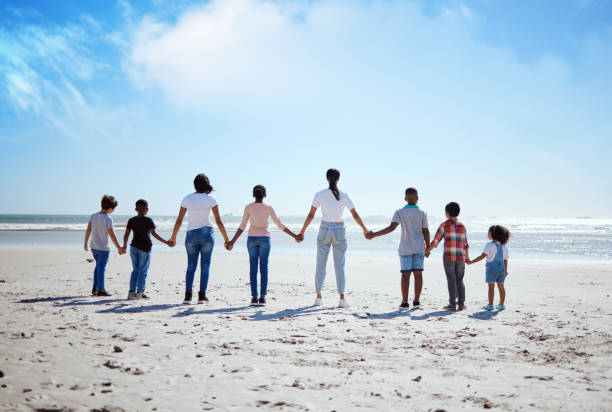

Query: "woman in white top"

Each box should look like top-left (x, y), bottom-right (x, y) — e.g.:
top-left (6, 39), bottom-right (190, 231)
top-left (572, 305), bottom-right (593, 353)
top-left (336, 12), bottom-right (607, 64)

top-left (169, 173), bottom-right (230, 304)
top-left (298, 169), bottom-right (369, 308)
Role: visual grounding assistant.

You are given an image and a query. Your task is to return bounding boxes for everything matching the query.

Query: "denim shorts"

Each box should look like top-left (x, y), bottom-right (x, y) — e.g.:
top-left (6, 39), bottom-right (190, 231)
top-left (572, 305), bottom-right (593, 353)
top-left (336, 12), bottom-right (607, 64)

top-left (486, 262), bottom-right (506, 284)
top-left (399, 253), bottom-right (425, 272)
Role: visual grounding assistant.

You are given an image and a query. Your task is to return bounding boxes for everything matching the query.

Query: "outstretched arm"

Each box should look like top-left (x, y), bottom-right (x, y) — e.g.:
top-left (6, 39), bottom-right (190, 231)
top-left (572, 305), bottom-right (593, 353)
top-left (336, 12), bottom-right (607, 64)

top-left (298, 206), bottom-right (317, 240)
top-left (150, 229), bottom-right (170, 246)
top-left (228, 229), bottom-right (244, 250)
top-left (169, 207), bottom-right (187, 246)
top-left (350, 208), bottom-right (368, 236)
top-left (367, 222), bottom-right (399, 239)
top-left (108, 228), bottom-right (125, 254)
top-left (467, 252), bottom-right (486, 265)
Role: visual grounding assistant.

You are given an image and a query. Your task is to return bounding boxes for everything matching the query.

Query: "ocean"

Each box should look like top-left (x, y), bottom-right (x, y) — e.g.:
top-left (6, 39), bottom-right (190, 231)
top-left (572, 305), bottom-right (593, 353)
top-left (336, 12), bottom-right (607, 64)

top-left (0, 214), bottom-right (610, 261)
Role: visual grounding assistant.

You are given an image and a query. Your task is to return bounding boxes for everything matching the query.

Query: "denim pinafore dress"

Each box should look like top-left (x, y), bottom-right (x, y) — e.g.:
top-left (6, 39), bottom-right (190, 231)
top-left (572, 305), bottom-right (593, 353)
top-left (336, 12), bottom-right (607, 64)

top-left (485, 242), bottom-right (505, 278)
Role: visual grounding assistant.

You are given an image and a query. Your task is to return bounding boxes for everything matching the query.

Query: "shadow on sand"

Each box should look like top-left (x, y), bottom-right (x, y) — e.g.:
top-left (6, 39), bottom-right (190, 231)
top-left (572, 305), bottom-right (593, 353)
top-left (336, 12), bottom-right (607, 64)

top-left (468, 310), bottom-right (500, 320)
top-left (97, 303), bottom-right (183, 314)
top-left (18, 295), bottom-right (89, 304)
top-left (353, 309), bottom-right (456, 320)
top-left (172, 305), bottom-right (252, 318)
top-left (249, 306), bottom-right (326, 321)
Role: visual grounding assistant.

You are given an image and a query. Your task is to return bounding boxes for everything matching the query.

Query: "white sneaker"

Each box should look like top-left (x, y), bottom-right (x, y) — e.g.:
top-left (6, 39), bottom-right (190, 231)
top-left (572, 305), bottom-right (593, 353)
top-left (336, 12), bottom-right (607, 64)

top-left (338, 299), bottom-right (350, 308)
top-left (313, 297), bottom-right (323, 306)
top-left (127, 292), bottom-right (138, 300)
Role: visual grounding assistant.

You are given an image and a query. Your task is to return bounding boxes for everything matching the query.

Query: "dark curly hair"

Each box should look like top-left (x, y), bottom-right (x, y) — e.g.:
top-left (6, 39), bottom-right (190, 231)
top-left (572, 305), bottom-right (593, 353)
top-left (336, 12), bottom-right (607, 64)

top-left (253, 185), bottom-right (266, 202)
top-left (489, 225), bottom-right (510, 245)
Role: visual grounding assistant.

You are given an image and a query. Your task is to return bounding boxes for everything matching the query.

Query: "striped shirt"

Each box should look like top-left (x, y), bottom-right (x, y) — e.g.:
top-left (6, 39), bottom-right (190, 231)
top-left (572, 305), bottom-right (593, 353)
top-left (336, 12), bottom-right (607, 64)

top-left (432, 219), bottom-right (469, 261)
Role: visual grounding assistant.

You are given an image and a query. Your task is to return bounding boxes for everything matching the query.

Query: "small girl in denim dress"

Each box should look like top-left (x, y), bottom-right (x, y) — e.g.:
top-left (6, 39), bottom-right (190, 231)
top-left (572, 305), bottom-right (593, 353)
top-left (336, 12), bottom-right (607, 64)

top-left (466, 225), bottom-right (510, 310)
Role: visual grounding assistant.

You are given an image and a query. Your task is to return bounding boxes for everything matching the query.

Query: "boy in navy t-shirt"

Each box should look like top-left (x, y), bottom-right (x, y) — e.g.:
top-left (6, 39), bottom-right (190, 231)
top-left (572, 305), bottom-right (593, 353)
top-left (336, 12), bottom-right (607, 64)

top-left (122, 199), bottom-right (171, 300)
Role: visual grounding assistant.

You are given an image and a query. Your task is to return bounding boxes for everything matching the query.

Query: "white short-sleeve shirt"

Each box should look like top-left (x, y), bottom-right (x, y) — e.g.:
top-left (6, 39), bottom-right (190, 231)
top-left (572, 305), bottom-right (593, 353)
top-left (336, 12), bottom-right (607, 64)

top-left (181, 193), bottom-right (218, 231)
top-left (482, 241), bottom-right (509, 263)
top-left (312, 188), bottom-right (355, 222)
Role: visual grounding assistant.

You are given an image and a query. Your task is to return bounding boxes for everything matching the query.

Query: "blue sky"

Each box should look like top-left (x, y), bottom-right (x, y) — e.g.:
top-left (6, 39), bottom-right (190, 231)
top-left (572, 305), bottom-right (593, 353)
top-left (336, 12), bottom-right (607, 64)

top-left (1, 0), bottom-right (611, 218)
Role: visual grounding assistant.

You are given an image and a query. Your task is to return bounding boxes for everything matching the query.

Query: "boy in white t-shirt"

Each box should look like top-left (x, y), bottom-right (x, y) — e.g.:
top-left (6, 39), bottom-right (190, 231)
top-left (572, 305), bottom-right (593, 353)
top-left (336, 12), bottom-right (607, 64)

top-left (366, 188), bottom-right (430, 309)
top-left (466, 225), bottom-right (510, 310)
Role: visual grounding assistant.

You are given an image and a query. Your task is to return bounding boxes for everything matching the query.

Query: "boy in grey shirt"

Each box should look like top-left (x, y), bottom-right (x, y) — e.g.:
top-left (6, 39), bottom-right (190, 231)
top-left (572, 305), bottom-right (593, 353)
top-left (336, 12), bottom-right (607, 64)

top-left (84, 195), bottom-right (125, 296)
top-left (366, 188), bottom-right (430, 309)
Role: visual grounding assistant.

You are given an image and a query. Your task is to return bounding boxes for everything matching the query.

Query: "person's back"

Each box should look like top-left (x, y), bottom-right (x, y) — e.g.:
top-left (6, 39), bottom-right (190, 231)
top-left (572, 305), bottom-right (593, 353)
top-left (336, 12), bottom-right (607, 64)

top-left (181, 192), bottom-right (217, 231)
top-left (89, 212), bottom-right (113, 252)
top-left (393, 205), bottom-right (428, 256)
top-left (312, 188), bottom-right (354, 222)
top-left (127, 215), bottom-right (155, 252)
top-left (241, 202), bottom-right (285, 237)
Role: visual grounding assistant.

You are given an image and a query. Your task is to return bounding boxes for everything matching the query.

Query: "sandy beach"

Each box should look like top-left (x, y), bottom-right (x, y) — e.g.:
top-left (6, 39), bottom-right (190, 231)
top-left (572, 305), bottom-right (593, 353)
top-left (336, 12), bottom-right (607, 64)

top-left (0, 247), bottom-right (611, 411)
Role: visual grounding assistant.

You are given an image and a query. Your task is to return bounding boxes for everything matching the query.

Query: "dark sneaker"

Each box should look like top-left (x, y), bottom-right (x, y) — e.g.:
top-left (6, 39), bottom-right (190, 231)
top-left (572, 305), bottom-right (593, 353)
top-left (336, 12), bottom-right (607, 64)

top-left (250, 297), bottom-right (258, 305)
top-left (443, 305), bottom-right (456, 311)
top-left (197, 291), bottom-right (208, 304)
top-left (412, 301), bottom-right (421, 308)
top-left (92, 286), bottom-right (98, 296)
top-left (399, 302), bottom-right (410, 310)
top-left (457, 304), bottom-right (466, 311)
top-left (258, 296), bottom-right (266, 305)
top-left (97, 290), bottom-right (111, 297)
top-left (183, 291), bottom-right (192, 304)
top-left (140, 293), bottom-right (149, 299)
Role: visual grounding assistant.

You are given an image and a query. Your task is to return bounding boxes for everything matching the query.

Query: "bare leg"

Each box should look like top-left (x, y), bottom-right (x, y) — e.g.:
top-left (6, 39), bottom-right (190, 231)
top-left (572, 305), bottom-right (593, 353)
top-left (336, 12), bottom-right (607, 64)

top-left (401, 272), bottom-right (410, 303)
top-left (340, 293), bottom-right (345, 300)
top-left (488, 284), bottom-right (495, 305)
top-left (497, 283), bottom-right (505, 305)
top-left (413, 271), bottom-right (423, 302)
top-left (317, 293), bottom-right (322, 299)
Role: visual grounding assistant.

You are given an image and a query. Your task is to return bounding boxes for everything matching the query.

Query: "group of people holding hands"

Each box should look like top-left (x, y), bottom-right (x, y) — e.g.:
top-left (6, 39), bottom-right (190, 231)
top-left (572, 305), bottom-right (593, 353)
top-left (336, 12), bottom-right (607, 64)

top-left (84, 169), bottom-right (510, 312)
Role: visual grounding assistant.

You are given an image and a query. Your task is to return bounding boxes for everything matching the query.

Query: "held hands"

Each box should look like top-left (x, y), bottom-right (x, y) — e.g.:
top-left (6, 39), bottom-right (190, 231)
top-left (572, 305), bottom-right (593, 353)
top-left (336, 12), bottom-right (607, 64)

top-left (296, 233), bottom-right (304, 243)
top-left (365, 231), bottom-right (375, 240)
top-left (224, 241), bottom-right (233, 251)
top-left (118, 247), bottom-right (126, 255)
top-left (167, 238), bottom-right (176, 247)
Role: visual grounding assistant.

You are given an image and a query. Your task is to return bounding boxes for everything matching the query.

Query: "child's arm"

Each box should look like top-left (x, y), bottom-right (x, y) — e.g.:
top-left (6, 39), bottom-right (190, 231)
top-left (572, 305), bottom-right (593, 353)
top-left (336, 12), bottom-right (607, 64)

top-left (467, 252), bottom-right (486, 265)
top-left (504, 259), bottom-right (508, 277)
top-left (423, 228), bottom-right (431, 255)
top-left (150, 229), bottom-right (170, 246)
top-left (227, 229), bottom-right (244, 250)
top-left (366, 222), bottom-right (399, 239)
top-left (425, 226), bottom-right (444, 254)
top-left (122, 227), bottom-right (131, 250)
top-left (269, 207), bottom-right (300, 242)
top-left (283, 227), bottom-right (300, 241)
top-left (84, 221), bottom-right (92, 251)
top-left (107, 228), bottom-right (125, 254)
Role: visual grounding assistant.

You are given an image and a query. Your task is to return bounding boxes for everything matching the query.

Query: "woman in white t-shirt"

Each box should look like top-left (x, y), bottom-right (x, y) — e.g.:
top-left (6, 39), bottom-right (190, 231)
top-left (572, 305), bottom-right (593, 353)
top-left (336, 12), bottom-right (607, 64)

top-left (298, 169), bottom-right (369, 308)
top-left (169, 173), bottom-right (230, 304)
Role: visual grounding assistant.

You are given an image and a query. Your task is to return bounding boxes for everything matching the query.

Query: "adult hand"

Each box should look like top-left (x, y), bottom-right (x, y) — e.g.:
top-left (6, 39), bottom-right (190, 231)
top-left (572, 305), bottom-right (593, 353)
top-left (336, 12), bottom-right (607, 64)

top-left (168, 239), bottom-right (176, 247)
top-left (365, 231), bottom-right (374, 240)
top-left (84, 244), bottom-right (88, 252)
top-left (224, 241), bottom-right (233, 251)
top-left (118, 247), bottom-right (126, 255)
top-left (425, 250), bottom-right (430, 258)
top-left (296, 233), bottom-right (304, 242)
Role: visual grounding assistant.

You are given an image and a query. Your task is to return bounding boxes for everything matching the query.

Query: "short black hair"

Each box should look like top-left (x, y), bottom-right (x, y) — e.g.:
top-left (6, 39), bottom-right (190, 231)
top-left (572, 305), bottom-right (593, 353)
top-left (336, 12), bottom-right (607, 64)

top-left (253, 185), bottom-right (266, 201)
top-left (135, 199), bottom-right (148, 210)
top-left (194, 173), bottom-right (213, 194)
top-left (445, 202), bottom-right (460, 218)
top-left (489, 225), bottom-right (510, 245)
top-left (101, 195), bottom-right (118, 210)
top-left (405, 187), bottom-right (418, 196)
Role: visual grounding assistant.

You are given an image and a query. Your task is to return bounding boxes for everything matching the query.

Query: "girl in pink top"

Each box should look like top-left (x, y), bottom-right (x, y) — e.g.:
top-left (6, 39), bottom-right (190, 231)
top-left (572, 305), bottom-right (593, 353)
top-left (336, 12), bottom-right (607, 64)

top-left (227, 185), bottom-right (300, 305)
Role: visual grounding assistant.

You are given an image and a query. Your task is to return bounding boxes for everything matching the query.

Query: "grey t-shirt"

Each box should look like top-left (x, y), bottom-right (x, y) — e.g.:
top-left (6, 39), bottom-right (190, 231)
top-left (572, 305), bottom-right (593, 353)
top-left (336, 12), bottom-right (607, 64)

top-left (392, 205), bottom-right (428, 255)
top-left (89, 213), bottom-right (113, 251)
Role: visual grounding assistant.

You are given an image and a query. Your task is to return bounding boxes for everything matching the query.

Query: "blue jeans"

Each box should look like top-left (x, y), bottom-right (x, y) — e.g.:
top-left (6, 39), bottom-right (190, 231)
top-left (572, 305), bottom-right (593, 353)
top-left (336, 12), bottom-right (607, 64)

top-left (129, 246), bottom-right (151, 293)
top-left (247, 236), bottom-right (270, 298)
top-left (91, 249), bottom-right (109, 291)
top-left (315, 222), bottom-right (347, 295)
top-left (185, 226), bottom-right (214, 292)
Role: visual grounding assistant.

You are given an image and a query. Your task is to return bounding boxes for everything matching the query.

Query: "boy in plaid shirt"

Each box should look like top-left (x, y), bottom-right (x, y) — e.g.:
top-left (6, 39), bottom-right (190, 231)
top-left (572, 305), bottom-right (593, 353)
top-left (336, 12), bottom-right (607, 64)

top-left (425, 202), bottom-right (469, 310)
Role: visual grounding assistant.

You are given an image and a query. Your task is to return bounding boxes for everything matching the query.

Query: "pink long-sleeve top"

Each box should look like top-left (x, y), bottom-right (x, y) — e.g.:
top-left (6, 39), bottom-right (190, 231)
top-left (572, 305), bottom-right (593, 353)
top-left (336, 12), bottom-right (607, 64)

top-left (239, 202), bottom-right (286, 237)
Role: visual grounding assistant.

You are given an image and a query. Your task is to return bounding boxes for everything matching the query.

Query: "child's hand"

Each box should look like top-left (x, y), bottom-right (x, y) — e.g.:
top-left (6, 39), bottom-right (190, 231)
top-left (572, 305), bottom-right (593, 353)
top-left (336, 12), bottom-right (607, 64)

top-left (296, 233), bottom-right (304, 242)
top-left (168, 238), bottom-right (176, 247)
top-left (84, 243), bottom-right (88, 252)
top-left (365, 231), bottom-right (375, 240)
top-left (118, 247), bottom-right (126, 255)
top-left (465, 259), bottom-right (471, 265)
top-left (425, 250), bottom-right (430, 258)
top-left (505, 271), bottom-right (509, 278)
top-left (224, 241), bottom-right (233, 251)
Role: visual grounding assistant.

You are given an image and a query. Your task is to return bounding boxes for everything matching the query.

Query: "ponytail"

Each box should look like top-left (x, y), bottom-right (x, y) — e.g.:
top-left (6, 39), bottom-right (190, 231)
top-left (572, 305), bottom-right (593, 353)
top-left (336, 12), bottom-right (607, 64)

top-left (326, 168), bottom-right (340, 201)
